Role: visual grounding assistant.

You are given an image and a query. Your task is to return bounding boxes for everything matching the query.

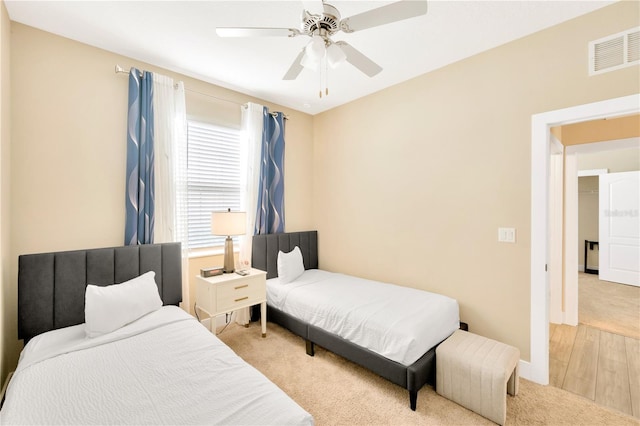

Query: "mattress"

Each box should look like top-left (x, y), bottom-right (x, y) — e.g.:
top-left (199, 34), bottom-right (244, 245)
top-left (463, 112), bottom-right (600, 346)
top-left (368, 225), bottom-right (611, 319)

top-left (267, 269), bottom-right (460, 366)
top-left (0, 306), bottom-right (313, 425)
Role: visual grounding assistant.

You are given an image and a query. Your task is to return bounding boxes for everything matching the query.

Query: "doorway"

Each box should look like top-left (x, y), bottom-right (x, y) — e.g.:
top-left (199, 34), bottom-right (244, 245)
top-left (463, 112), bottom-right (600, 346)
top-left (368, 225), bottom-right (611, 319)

top-left (563, 137), bottom-right (640, 323)
top-left (529, 94), bottom-right (640, 385)
top-left (548, 138), bottom-right (640, 417)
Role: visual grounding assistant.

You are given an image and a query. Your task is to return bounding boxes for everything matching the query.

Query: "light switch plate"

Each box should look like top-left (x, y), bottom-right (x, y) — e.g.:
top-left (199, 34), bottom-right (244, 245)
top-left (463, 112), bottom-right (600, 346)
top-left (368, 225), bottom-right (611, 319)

top-left (498, 227), bottom-right (516, 243)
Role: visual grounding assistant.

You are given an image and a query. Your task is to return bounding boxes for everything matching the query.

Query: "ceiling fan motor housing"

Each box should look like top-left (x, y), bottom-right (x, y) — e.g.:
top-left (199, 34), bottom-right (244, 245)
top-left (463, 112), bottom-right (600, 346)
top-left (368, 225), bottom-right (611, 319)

top-left (302, 3), bottom-right (341, 35)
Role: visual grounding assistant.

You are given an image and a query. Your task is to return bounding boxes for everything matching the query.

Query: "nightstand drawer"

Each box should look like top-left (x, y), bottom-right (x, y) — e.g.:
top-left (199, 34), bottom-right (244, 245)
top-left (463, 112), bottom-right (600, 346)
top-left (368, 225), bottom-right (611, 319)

top-left (217, 277), bottom-right (265, 312)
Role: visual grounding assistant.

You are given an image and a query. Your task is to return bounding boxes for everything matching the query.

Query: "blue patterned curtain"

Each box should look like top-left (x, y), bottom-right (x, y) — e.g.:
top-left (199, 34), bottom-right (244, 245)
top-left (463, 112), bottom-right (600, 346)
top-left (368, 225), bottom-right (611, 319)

top-left (125, 68), bottom-right (155, 245)
top-left (255, 108), bottom-right (285, 234)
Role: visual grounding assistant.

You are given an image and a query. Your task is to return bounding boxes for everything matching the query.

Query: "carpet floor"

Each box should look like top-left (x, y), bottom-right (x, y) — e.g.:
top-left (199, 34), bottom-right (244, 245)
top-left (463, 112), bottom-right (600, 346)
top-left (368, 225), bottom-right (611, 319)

top-left (218, 321), bottom-right (639, 425)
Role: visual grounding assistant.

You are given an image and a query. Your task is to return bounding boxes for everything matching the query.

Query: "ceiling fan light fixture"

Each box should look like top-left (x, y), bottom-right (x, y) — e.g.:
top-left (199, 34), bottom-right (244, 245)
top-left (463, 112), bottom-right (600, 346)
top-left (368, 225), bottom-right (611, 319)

top-left (301, 35), bottom-right (326, 70)
top-left (300, 51), bottom-right (319, 70)
top-left (326, 42), bottom-right (346, 68)
top-left (305, 35), bottom-right (326, 60)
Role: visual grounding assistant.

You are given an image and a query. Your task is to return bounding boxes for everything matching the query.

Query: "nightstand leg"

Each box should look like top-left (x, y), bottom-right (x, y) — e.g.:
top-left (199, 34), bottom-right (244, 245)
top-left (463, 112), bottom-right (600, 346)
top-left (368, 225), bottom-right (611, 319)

top-left (261, 301), bottom-right (267, 337)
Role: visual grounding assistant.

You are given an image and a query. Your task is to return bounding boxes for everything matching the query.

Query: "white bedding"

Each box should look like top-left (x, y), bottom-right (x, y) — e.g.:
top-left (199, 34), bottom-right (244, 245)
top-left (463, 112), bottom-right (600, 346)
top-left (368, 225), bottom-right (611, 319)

top-left (267, 269), bottom-right (459, 366)
top-left (0, 306), bottom-right (313, 425)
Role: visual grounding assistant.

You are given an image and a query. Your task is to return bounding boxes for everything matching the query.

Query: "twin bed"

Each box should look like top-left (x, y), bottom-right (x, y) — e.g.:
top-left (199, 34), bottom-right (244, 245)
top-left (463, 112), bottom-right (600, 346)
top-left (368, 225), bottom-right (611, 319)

top-left (1, 243), bottom-right (313, 425)
top-left (252, 231), bottom-right (460, 410)
top-left (2, 231), bottom-right (459, 423)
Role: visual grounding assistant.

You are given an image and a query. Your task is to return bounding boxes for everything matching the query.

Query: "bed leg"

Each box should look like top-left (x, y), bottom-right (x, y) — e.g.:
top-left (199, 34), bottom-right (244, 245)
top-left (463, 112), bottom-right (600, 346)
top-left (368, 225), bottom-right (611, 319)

top-left (305, 340), bottom-right (315, 356)
top-left (409, 390), bottom-right (417, 411)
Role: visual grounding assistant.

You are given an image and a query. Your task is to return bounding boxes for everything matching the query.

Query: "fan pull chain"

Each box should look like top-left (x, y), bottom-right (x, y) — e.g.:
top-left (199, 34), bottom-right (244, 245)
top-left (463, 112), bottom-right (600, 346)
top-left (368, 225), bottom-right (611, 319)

top-left (325, 59), bottom-right (329, 97)
top-left (318, 55), bottom-right (327, 99)
top-left (319, 57), bottom-right (323, 98)
top-left (319, 56), bottom-right (328, 98)
top-left (317, 55), bottom-right (330, 98)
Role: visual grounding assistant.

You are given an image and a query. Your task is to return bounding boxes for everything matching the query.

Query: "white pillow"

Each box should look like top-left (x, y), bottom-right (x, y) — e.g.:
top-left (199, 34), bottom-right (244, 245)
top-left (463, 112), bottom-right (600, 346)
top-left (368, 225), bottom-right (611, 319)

top-left (84, 271), bottom-right (162, 338)
top-left (277, 246), bottom-right (305, 284)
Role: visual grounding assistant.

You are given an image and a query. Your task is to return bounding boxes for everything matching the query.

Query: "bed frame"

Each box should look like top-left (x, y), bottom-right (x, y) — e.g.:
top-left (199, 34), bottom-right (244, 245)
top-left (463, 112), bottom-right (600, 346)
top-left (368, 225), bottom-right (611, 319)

top-left (252, 231), bottom-right (439, 411)
top-left (18, 242), bottom-right (182, 343)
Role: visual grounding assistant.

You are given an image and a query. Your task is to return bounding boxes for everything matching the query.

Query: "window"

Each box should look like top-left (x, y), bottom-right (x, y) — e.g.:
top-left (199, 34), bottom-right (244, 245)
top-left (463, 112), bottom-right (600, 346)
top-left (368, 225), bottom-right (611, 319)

top-left (187, 121), bottom-right (242, 249)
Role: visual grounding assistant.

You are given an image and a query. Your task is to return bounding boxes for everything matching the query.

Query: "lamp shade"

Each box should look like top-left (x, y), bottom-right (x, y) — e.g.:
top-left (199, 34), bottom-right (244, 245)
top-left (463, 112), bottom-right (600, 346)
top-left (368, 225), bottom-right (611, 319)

top-left (302, 36), bottom-right (325, 70)
top-left (211, 210), bottom-right (246, 236)
top-left (306, 35), bottom-right (326, 60)
top-left (301, 51), bottom-right (319, 70)
top-left (326, 42), bottom-right (346, 68)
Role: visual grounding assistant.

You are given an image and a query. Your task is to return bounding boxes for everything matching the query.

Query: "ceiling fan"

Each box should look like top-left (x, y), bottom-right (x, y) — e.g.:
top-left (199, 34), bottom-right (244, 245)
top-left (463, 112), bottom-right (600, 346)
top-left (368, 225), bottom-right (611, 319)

top-left (216, 0), bottom-right (428, 85)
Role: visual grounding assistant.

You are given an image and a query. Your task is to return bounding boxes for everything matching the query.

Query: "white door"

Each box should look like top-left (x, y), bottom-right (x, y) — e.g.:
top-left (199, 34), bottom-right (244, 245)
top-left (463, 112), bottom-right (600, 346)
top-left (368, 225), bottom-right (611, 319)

top-left (599, 171), bottom-right (640, 286)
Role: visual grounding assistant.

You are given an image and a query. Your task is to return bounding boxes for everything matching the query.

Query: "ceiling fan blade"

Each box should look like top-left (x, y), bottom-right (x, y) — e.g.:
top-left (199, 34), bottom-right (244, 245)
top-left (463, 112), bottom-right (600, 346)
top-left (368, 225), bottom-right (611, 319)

top-left (301, 0), bottom-right (324, 15)
top-left (216, 27), bottom-right (301, 37)
top-left (340, 0), bottom-right (428, 33)
top-left (335, 41), bottom-right (382, 77)
top-left (283, 48), bottom-right (307, 80)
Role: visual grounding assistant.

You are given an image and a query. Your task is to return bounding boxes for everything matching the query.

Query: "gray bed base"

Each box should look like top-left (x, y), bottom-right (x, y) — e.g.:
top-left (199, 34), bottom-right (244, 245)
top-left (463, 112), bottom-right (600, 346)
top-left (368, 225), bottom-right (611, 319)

top-left (252, 231), bottom-right (438, 411)
top-left (18, 242), bottom-right (182, 343)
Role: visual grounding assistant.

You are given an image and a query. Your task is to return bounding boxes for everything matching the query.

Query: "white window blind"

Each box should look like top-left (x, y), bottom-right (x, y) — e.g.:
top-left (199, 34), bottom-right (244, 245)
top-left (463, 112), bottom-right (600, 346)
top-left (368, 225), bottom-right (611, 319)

top-left (187, 121), bottom-right (242, 249)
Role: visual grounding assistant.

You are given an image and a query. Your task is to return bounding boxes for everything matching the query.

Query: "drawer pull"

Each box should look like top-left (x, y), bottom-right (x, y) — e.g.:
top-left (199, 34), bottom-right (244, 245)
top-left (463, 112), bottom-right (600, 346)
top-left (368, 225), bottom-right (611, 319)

top-left (235, 296), bottom-right (249, 302)
top-left (234, 284), bottom-right (249, 290)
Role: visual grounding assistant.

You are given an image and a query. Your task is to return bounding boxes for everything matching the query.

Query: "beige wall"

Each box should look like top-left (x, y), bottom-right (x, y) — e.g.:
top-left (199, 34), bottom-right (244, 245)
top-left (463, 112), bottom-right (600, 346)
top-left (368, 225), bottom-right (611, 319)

top-left (312, 1), bottom-right (639, 361)
top-left (0, 0), bottom-right (11, 386)
top-left (6, 23), bottom-right (314, 373)
top-left (578, 176), bottom-right (599, 269)
top-left (578, 146), bottom-right (640, 171)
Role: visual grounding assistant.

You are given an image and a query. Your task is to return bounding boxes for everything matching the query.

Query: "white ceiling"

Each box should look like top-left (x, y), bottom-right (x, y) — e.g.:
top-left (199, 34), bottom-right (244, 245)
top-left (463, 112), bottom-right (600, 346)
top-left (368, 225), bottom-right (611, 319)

top-left (5, 0), bottom-right (615, 115)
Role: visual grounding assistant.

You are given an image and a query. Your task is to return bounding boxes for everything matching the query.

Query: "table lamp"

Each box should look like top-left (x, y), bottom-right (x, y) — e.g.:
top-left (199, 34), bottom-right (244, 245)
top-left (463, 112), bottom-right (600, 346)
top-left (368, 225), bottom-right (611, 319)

top-left (211, 209), bottom-right (246, 273)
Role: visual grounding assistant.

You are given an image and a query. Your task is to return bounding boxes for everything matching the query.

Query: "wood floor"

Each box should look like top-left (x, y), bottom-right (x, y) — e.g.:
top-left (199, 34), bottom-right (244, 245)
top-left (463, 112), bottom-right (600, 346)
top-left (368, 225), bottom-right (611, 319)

top-left (549, 272), bottom-right (640, 419)
top-left (549, 323), bottom-right (640, 418)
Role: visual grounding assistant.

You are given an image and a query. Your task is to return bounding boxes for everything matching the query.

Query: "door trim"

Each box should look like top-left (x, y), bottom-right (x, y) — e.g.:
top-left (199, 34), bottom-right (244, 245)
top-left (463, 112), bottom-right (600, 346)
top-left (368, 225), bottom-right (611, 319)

top-left (564, 152), bottom-right (579, 326)
top-left (548, 137), bottom-right (564, 324)
top-left (530, 94), bottom-right (639, 385)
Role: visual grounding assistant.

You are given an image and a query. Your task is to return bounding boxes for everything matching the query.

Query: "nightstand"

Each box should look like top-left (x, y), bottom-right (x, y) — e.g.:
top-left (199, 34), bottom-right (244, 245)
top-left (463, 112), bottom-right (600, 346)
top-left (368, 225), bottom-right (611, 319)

top-left (196, 268), bottom-right (268, 337)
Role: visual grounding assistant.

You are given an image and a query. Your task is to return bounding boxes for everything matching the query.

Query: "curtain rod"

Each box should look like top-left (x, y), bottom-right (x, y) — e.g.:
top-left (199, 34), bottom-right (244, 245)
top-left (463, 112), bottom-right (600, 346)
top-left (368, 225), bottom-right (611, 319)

top-left (115, 65), bottom-right (244, 107)
top-left (115, 64), bottom-right (142, 77)
top-left (242, 103), bottom-right (289, 120)
top-left (116, 65), bottom-right (289, 119)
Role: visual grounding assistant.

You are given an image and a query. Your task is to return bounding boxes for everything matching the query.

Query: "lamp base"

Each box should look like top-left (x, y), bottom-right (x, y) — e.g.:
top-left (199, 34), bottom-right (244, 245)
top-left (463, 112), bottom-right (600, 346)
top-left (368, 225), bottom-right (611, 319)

top-left (223, 236), bottom-right (235, 273)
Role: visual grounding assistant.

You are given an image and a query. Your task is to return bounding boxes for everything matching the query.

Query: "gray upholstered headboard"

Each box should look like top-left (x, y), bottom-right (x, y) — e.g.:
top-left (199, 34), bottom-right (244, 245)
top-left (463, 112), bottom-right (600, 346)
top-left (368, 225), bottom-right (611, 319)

top-left (18, 242), bottom-right (182, 342)
top-left (252, 231), bottom-right (318, 279)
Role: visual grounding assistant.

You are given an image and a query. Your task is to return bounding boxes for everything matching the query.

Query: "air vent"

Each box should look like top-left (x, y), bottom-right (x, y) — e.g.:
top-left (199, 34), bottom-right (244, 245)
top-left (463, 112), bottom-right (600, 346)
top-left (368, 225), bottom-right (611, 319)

top-left (628, 30), bottom-right (639, 63)
top-left (589, 27), bottom-right (640, 75)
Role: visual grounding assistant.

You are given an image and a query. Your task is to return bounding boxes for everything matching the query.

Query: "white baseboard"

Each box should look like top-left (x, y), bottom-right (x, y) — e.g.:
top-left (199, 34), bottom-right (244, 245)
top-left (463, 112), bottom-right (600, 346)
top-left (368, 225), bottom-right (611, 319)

top-left (563, 312), bottom-right (578, 326)
top-left (518, 360), bottom-right (533, 382)
top-left (578, 264), bottom-right (584, 272)
top-left (550, 312), bottom-right (578, 326)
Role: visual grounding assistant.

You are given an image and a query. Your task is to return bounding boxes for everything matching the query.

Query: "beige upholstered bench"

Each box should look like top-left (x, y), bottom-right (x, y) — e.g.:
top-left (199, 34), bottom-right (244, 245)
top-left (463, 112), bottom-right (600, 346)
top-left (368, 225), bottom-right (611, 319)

top-left (436, 330), bottom-right (520, 425)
